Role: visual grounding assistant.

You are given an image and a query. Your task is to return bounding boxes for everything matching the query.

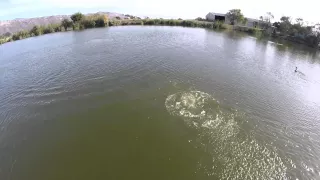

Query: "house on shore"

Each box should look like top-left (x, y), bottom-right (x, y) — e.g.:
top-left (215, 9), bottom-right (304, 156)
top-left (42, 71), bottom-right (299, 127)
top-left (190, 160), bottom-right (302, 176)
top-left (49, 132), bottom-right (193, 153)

top-left (206, 13), bottom-right (231, 24)
top-left (205, 12), bottom-right (262, 28)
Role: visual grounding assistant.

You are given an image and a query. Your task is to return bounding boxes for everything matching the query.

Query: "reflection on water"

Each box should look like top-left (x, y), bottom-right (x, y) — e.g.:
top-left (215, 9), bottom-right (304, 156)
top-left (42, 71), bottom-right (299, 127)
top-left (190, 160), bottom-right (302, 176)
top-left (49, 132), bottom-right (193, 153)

top-left (0, 26), bottom-right (320, 180)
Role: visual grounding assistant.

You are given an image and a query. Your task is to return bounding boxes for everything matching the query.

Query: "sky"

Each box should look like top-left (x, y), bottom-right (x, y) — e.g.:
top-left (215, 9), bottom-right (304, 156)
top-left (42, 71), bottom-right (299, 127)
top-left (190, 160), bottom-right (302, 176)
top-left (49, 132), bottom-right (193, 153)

top-left (0, 0), bottom-right (319, 24)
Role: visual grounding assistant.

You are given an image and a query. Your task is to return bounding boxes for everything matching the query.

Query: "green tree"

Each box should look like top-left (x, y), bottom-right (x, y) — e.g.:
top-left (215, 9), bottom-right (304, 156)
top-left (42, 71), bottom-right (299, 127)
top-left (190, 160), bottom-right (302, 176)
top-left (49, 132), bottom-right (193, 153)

top-left (81, 19), bottom-right (96, 28)
top-left (279, 16), bottom-right (292, 35)
top-left (43, 25), bottom-right (55, 34)
top-left (290, 18), bottom-right (305, 35)
top-left (52, 24), bottom-right (62, 32)
top-left (280, 16), bottom-right (292, 25)
top-left (94, 18), bottom-right (105, 27)
top-left (305, 32), bottom-right (320, 48)
top-left (72, 23), bottom-right (80, 30)
top-left (242, 18), bottom-right (248, 25)
top-left (12, 30), bottom-right (30, 40)
top-left (30, 25), bottom-right (43, 36)
top-left (273, 22), bottom-right (280, 29)
top-left (86, 14), bottom-right (108, 27)
top-left (71, 12), bottom-right (85, 23)
top-left (226, 9), bottom-right (244, 25)
top-left (61, 19), bottom-right (73, 31)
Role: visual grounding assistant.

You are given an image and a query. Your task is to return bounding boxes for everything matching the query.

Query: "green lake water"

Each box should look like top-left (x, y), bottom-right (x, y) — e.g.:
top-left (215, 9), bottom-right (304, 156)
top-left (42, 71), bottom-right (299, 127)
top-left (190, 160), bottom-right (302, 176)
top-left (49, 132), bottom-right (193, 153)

top-left (0, 26), bottom-right (320, 179)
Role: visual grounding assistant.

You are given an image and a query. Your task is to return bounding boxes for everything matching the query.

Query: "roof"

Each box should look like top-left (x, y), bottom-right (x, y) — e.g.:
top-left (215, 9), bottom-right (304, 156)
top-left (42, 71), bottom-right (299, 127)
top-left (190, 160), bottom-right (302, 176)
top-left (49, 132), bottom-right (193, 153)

top-left (208, 12), bottom-right (226, 16)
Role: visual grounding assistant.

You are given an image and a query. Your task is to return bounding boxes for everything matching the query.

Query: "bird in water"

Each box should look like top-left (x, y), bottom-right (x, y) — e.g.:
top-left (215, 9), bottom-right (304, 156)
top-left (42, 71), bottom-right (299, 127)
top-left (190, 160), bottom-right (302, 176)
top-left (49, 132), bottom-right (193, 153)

top-left (295, 67), bottom-right (298, 72)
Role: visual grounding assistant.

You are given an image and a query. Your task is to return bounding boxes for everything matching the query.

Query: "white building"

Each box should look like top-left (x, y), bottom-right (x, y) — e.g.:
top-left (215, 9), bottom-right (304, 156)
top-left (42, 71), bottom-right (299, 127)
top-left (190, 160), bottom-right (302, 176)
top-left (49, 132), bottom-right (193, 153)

top-left (206, 12), bottom-right (261, 28)
top-left (206, 12), bottom-right (230, 24)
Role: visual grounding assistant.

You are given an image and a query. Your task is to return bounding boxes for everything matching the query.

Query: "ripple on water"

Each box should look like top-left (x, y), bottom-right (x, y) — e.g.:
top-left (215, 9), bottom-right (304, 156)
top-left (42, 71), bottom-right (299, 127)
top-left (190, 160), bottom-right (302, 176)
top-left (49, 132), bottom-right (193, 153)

top-left (165, 90), bottom-right (288, 179)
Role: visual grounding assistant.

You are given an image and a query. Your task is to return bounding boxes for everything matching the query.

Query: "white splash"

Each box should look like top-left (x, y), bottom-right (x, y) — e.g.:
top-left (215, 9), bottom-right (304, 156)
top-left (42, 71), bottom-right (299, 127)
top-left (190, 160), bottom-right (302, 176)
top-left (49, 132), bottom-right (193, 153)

top-left (165, 90), bottom-right (288, 179)
top-left (165, 91), bottom-right (217, 118)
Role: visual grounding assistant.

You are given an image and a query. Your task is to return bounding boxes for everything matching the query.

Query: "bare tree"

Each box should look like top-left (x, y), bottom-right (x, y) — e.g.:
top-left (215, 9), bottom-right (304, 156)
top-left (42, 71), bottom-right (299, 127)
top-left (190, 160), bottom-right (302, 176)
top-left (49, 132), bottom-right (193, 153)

top-left (266, 12), bottom-right (274, 23)
top-left (296, 18), bottom-right (304, 26)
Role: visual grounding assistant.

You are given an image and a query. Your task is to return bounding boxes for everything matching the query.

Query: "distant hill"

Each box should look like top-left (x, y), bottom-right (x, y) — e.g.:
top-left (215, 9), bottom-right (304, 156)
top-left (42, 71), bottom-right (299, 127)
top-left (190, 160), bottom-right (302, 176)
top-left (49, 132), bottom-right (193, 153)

top-left (0, 12), bottom-right (128, 35)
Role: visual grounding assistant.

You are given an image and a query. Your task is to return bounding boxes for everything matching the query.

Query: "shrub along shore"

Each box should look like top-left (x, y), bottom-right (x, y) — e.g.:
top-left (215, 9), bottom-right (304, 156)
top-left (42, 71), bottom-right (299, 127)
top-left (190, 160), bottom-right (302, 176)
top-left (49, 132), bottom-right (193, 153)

top-left (0, 12), bottom-right (319, 49)
top-left (0, 13), bottom-right (229, 45)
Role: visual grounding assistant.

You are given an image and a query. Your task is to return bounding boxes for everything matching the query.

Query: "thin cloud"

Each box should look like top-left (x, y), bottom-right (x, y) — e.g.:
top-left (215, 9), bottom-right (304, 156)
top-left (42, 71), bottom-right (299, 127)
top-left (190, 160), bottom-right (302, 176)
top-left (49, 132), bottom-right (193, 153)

top-left (45, 0), bottom-right (120, 8)
top-left (0, 0), bottom-right (319, 22)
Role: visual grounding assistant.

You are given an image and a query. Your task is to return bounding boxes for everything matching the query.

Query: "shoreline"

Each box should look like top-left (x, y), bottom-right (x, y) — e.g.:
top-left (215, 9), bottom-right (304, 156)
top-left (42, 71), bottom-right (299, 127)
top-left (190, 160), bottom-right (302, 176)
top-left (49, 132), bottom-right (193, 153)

top-left (0, 19), bottom-right (229, 45)
top-left (0, 19), bottom-right (319, 50)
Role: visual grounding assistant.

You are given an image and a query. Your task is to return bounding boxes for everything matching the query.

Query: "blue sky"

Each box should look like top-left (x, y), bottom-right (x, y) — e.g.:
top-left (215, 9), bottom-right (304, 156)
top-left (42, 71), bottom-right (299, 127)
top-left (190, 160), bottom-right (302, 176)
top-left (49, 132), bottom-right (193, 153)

top-left (0, 0), bottom-right (319, 24)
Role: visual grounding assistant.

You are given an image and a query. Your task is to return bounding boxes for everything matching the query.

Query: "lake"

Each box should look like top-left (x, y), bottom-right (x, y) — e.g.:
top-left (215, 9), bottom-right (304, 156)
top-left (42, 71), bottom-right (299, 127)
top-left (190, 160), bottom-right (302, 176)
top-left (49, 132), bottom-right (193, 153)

top-left (0, 26), bottom-right (320, 180)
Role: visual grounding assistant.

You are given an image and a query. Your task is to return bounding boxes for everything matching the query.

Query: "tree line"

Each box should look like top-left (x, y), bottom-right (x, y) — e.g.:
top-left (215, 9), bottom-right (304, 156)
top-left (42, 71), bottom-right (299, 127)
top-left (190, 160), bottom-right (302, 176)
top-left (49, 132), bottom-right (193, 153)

top-left (224, 9), bottom-right (320, 48)
top-left (272, 17), bottom-right (320, 48)
top-left (1, 11), bottom-right (319, 48)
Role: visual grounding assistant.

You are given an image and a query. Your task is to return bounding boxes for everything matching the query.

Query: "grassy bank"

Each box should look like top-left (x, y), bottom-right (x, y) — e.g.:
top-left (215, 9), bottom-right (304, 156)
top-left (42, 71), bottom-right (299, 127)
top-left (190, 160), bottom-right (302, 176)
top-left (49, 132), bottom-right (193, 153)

top-left (0, 37), bottom-right (10, 44)
top-left (0, 18), bottom-right (228, 45)
top-left (1, 11), bottom-right (319, 49)
top-left (1, 16), bottom-right (318, 49)
top-left (233, 25), bottom-right (264, 35)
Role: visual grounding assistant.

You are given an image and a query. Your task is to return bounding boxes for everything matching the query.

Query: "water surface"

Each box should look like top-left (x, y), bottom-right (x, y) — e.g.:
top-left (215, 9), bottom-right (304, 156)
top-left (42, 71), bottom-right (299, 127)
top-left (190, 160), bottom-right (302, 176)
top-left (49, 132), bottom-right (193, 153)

top-left (1, 26), bottom-right (320, 180)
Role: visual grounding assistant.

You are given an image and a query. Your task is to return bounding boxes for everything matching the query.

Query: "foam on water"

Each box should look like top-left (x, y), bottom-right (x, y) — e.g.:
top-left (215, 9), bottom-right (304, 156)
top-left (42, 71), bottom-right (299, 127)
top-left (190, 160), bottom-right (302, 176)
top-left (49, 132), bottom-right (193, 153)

top-left (165, 91), bottom-right (288, 179)
top-left (165, 91), bottom-right (219, 119)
